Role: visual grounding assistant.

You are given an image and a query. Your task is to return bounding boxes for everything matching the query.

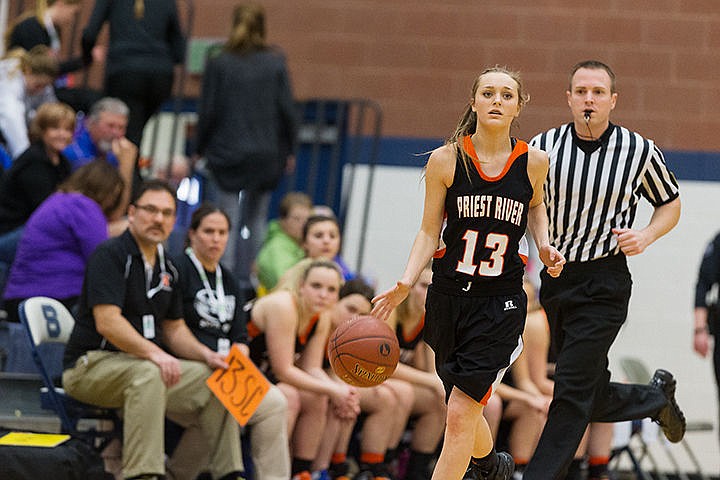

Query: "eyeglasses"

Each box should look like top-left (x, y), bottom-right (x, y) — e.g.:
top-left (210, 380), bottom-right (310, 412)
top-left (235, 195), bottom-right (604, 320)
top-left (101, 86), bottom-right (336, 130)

top-left (134, 204), bottom-right (176, 219)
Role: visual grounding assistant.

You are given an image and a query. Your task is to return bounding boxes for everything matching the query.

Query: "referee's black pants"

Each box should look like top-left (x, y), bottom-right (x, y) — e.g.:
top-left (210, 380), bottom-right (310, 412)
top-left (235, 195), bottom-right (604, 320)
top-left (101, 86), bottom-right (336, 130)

top-left (523, 254), bottom-right (668, 480)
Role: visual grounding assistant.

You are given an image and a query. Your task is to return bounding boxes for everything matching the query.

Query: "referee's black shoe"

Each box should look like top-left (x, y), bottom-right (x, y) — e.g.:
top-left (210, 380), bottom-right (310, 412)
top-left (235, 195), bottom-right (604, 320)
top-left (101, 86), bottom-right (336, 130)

top-left (650, 369), bottom-right (686, 443)
top-left (462, 451), bottom-right (514, 480)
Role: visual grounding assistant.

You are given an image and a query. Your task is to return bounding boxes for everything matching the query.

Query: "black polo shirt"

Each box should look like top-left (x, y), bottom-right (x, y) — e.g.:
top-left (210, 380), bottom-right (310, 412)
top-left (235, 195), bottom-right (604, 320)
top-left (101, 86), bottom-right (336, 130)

top-left (63, 230), bottom-right (182, 369)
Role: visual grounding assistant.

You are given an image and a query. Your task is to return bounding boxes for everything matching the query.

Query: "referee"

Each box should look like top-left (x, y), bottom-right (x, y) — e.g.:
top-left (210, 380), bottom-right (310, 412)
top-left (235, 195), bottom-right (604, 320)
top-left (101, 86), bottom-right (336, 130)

top-left (523, 60), bottom-right (685, 480)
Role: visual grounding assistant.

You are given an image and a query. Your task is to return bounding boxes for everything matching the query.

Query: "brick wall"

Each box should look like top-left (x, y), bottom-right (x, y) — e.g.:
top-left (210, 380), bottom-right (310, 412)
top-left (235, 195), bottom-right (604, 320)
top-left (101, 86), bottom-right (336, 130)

top-left (7, 0), bottom-right (720, 150)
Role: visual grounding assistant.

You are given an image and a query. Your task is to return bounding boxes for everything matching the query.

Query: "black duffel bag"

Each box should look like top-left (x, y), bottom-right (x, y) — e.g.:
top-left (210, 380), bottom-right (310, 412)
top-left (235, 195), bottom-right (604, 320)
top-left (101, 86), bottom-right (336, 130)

top-left (0, 430), bottom-right (112, 480)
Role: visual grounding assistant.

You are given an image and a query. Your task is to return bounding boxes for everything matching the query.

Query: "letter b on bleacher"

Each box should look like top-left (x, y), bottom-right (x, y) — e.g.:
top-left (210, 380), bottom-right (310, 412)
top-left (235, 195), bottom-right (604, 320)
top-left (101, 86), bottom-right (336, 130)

top-left (42, 305), bottom-right (61, 339)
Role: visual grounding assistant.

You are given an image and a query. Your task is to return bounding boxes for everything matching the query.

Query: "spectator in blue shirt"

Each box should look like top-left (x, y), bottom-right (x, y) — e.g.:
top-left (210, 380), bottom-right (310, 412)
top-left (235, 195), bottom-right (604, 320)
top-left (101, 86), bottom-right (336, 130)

top-left (63, 96), bottom-right (129, 170)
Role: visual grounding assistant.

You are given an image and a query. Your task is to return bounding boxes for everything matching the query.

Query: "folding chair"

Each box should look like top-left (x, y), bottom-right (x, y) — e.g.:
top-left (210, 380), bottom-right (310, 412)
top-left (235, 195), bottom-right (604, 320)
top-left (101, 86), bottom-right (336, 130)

top-left (18, 296), bottom-right (120, 450)
top-left (610, 419), bottom-right (655, 480)
top-left (616, 356), bottom-right (711, 480)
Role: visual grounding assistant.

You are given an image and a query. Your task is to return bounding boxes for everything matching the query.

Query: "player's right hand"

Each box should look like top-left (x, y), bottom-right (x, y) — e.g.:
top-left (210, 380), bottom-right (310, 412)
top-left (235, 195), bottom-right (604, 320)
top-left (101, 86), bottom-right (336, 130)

top-left (371, 281), bottom-right (410, 321)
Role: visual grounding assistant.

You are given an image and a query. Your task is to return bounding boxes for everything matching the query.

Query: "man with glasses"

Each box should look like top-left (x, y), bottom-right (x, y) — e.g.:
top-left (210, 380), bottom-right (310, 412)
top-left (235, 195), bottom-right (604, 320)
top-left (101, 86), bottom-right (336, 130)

top-left (62, 180), bottom-right (245, 480)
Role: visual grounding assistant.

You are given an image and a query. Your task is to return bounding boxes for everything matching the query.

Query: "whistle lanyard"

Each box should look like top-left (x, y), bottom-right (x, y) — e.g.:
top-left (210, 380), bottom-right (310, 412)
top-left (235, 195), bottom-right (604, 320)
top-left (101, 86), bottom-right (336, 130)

top-left (144, 244), bottom-right (168, 299)
top-left (185, 247), bottom-right (226, 324)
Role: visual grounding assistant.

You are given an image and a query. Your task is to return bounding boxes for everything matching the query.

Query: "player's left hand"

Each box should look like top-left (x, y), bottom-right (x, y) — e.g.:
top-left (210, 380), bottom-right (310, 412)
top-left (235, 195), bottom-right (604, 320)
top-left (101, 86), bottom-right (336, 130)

top-left (539, 245), bottom-right (565, 278)
top-left (612, 227), bottom-right (650, 256)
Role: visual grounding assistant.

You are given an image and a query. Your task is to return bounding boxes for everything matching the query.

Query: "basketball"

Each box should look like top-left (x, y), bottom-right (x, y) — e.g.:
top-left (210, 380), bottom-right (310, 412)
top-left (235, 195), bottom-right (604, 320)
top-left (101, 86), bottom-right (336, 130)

top-left (328, 315), bottom-right (400, 388)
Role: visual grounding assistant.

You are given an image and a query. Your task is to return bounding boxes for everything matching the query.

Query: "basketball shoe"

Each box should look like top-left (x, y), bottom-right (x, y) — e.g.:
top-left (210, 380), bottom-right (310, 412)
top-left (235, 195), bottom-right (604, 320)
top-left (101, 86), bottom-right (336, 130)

top-left (650, 369), bottom-right (686, 443)
top-left (462, 451), bottom-right (514, 480)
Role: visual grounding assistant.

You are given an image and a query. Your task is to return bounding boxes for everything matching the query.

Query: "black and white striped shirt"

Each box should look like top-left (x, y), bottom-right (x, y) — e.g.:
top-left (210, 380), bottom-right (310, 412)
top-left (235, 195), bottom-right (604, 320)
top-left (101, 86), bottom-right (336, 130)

top-left (530, 122), bottom-right (679, 263)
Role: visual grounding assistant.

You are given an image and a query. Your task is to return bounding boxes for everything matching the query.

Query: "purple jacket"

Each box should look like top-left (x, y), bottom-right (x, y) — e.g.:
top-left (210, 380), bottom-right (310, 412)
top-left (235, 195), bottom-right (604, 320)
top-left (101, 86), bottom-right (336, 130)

top-left (4, 192), bottom-right (108, 300)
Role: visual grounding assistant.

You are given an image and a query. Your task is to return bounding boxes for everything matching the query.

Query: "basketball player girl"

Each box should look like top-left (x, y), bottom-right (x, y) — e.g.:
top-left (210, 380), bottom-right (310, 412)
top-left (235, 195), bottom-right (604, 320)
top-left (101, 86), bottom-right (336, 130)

top-left (372, 66), bottom-right (565, 480)
top-left (247, 258), bottom-right (360, 480)
top-left (313, 278), bottom-right (414, 480)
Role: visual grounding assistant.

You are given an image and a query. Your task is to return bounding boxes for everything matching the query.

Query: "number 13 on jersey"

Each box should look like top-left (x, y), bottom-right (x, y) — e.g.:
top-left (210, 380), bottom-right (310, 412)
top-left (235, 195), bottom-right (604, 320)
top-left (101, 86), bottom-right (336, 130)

top-left (456, 230), bottom-right (509, 277)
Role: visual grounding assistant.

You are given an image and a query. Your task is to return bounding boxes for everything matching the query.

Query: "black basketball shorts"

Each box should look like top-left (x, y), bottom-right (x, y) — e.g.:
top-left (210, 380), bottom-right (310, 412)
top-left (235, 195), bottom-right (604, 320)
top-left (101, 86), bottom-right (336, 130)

top-left (424, 285), bottom-right (526, 404)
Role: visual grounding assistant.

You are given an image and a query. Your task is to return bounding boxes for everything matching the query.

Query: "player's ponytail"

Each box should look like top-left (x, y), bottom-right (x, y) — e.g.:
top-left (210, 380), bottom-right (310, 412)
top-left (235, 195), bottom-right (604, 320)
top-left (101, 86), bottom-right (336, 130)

top-left (447, 96), bottom-right (478, 183)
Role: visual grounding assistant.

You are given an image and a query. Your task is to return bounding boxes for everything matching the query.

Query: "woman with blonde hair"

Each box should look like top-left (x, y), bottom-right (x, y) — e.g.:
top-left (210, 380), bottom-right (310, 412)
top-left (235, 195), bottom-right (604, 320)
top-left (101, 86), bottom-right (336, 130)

top-left (0, 101), bottom-right (74, 294)
top-left (312, 278), bottom-right (415, 480)
top-left (0, 101), bottom-right (74, 234)
top-left (247, 257), bottom-right (358, 480)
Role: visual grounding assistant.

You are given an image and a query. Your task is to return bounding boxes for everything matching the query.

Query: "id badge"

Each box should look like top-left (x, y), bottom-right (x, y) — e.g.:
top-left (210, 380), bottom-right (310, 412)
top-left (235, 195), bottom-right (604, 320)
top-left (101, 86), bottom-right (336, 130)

top-left (142, 314), bottom-right (156, 339)
top-left (217, 338), bottom-right (231, 357)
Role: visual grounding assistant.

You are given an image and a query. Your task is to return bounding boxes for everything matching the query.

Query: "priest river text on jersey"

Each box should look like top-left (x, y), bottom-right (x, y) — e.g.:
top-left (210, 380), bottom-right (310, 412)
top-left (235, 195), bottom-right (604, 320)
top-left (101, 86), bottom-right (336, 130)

top-left (456, 194), bottom-right (524, 227)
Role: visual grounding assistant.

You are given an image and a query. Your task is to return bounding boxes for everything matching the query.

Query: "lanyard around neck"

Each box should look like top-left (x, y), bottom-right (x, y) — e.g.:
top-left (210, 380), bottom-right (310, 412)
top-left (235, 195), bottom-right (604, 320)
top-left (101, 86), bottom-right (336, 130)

top-left (144, 244), bottom-right (168, 299)
top-left (185, 247), bottom-right (226, 323)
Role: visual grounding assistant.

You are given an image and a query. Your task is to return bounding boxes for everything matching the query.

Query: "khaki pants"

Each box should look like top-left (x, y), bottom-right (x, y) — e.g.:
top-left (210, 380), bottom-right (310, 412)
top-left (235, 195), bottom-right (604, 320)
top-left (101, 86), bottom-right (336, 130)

top-left (167, 384), bottom-right (290, 480)
top-left (63, 350), bottom-right (243, 479)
